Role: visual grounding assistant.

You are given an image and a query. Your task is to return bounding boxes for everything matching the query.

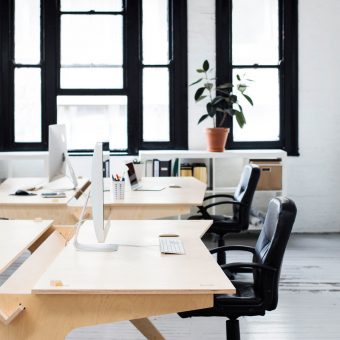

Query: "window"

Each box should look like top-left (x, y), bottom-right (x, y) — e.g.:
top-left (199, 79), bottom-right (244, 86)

top-left (216, 0), bottom-right (298, 155)
top-left (0, 0), bottom-right (187, 153)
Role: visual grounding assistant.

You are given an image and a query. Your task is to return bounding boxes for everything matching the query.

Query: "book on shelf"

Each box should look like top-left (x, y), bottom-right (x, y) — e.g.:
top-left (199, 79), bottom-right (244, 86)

top-left (179, 163), bottom-right (207, 184)
top-left (192, 163), bottom-right (208, 184)
top-left (153, 159), bottom-right (172, 177)
top-left (180, 163), bottom-right (192, 177)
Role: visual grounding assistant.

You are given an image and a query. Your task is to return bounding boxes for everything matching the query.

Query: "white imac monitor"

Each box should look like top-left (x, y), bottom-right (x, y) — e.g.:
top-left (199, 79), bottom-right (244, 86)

top-left (91, 142), bottom-right (111, 243)
top-left (73, 142), bottom-right (118, 252)
top-left (48, 124), bottom-right (78, 189)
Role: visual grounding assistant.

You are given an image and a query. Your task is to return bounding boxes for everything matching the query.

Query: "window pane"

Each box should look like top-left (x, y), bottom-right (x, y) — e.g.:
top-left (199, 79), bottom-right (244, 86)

top-left (143, 68), bottom-right (169, 141)
top-left (60, 67), bottom-right (123, 89)
top-left (60, 14), bottom-right (123, 88)
top-left (232, 0), bottom-right (279, 65)
top-left (233, 69), bottom-right (279, 142)
top-left (15, 68), bottom-right (41, 142)
top-left (57, 96), bottom-right (127, 150)
top-left (15, 0), bottom-right (40, 64)
top-left (61, 0), bottom-right (122, 12)
top-left (142, 0), bottom-right (169, 64)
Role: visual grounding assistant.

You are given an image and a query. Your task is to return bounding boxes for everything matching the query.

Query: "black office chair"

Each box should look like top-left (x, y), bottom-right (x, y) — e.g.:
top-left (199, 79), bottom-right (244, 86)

top-left (189, 164), bottom-right (260, 264)
top-left (179, 196), bottom-right (297, 340)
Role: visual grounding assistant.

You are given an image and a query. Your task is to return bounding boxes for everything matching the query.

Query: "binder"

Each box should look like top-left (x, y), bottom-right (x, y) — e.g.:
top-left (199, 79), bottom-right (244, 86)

top-left (153, 159), bottom-right (172, 177)
top-left (159, 160), bottom-right (172, 176)
top-left (153, 159), bottom-right (160, 177)
top-left (192, 163), bottom-right (208, 184)
top-left (173, 158), bottom-right (179, 177)
top-left (180, 164), bottom-right (193, 177)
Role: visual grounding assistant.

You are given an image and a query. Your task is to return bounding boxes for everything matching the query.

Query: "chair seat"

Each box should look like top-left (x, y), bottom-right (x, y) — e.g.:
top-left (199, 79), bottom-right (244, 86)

top-left (215, 281), bottom-right (261, 306)
top-left (189, 214), bottom-right (242, 235)
top-left (179, 281), bottom-right (264, 319)
top-left (208, 218), bottom-right (243, 235)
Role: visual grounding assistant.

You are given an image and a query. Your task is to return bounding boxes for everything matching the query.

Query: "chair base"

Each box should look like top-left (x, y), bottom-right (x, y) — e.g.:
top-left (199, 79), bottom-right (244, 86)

top-left (226, 319), bottom-right (240, 340)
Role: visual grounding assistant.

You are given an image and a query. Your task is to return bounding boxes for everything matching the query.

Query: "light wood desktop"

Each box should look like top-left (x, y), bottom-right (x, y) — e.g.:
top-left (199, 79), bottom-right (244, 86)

top-left (0, 177), bottom-right (90, 224)
top-left (69, 176), bottom-right (207, 220)
top-left (0, 219), bottom-right (235, 340)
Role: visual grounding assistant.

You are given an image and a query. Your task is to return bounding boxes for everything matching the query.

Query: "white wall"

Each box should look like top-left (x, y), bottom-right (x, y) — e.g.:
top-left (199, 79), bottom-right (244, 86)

top-left (1, 0), bottom-right (339, 232)
top-left (287, 0), bottom-right (340, 232)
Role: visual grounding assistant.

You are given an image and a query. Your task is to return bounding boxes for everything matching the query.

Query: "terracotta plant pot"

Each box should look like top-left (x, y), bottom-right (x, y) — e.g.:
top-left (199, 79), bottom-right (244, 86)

top-left (205, 128), bottom-right (229, 152)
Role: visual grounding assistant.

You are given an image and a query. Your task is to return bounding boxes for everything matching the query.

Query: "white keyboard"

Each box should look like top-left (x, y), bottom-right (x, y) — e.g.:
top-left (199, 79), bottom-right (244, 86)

top-left (159, 237), bottom-right (185, 254)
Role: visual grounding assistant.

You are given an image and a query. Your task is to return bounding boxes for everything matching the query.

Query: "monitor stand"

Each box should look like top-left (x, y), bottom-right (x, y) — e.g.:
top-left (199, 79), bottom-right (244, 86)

top-left (73, 229), bottom-right (119, 252)
top-left (65, 154), bottom-right (78, 189)
top-left (45, 154), bottom-right (79, 191)
top-left (73, 192), bottom-right (119, 252)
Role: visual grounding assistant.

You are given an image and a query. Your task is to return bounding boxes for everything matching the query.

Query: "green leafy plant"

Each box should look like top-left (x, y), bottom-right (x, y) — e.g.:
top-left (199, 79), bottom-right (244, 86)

top-left (191, 60), bottom-right (253, 128)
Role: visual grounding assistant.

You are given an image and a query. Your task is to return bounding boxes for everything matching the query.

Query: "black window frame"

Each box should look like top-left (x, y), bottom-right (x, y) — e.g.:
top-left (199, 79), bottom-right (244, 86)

top-left (216, 0), bottom-right (299, 156)
top-left (0, 0), bottom-right (188, 154)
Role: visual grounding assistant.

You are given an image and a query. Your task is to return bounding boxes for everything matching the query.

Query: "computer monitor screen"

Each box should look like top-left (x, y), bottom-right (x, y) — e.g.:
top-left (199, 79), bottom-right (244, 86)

top-left (48, 124), bottom-right (67, 181)
top-left (91, 142), bottom-right (108, 243)
top-left (48, 124), bottom-right (78, 189)
top-left (126, 162), bottom-right (139, 189)
top-left (73, 142), bottom-right (118, 252)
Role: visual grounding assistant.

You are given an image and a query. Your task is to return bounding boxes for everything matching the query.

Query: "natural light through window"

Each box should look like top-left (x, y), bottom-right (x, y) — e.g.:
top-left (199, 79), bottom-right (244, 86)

top-left (232, 0), bottom-right (280, 143)
top-left (232, 69), bottom-right (280, 141)
top-left (57, 96), bottom-right (127, 150)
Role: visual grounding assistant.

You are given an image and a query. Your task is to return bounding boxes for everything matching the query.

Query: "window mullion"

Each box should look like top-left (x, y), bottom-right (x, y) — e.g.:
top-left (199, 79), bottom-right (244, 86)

top-left (0, 0), bottom-right (13, 150)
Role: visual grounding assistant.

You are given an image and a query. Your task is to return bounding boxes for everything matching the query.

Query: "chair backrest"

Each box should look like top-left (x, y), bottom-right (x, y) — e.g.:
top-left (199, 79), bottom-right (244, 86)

top-left (253, 197), bottom-right (297, 310)
top-left (233, 164), bottom-right (260, 229)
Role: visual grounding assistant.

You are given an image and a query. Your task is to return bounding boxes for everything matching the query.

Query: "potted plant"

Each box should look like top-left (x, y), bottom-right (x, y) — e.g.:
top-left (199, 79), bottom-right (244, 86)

top-left (191, 60), bottom-right (253, 152)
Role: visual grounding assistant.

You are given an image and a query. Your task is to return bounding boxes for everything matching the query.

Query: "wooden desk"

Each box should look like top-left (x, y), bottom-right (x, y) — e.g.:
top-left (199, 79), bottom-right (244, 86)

top-left (0, 177), bottom-right (90, 224)
top-left (69, 176), bottom-right (207, 220)
top-left (0, 220), bottom-right (53, 274)
top-left (0, 219), bottom-right (235, 340)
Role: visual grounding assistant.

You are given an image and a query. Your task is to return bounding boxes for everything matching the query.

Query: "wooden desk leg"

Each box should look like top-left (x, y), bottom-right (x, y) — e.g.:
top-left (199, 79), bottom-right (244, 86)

top-left (130, 318), bottom-right (165, 340)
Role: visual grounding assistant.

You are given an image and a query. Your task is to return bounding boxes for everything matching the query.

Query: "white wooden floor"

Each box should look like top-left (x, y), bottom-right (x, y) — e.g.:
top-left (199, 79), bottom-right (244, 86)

top-left (1, 233), bottom-right (340, 339)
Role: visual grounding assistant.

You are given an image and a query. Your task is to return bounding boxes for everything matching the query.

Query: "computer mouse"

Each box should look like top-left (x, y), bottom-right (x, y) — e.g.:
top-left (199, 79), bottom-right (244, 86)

top-left (15, 189), bottom-right (31, 196)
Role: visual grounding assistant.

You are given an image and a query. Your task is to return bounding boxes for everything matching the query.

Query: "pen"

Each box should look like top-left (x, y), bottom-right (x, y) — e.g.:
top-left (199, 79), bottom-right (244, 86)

top-left (112, 174), bottom-right (122, 181)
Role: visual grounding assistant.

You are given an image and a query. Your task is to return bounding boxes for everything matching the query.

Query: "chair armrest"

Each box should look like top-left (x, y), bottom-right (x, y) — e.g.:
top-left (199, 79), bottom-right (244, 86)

top-left (209, 245), bottom-right (256, 255)
top-left (195, 200), bottom-right (241, 218)
top-left (196, 205), bottom-right (212, 219)
top-left (204, 194), bottom-right (235, 201)
top-left (203, 200), bottom-right (244, 211)
top-left (221, 262), bottom-right (277, 273)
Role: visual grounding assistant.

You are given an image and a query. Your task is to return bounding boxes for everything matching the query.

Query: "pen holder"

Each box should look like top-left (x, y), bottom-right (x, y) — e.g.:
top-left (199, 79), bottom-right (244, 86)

top-left (112, 180), bottom-right (125, 200)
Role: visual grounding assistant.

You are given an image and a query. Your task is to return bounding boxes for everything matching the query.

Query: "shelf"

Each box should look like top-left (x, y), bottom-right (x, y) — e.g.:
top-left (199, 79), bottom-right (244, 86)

top-left (139, 149), bottom-right (286, 161)
top-left (139, 149), bottom-right (287, 203)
